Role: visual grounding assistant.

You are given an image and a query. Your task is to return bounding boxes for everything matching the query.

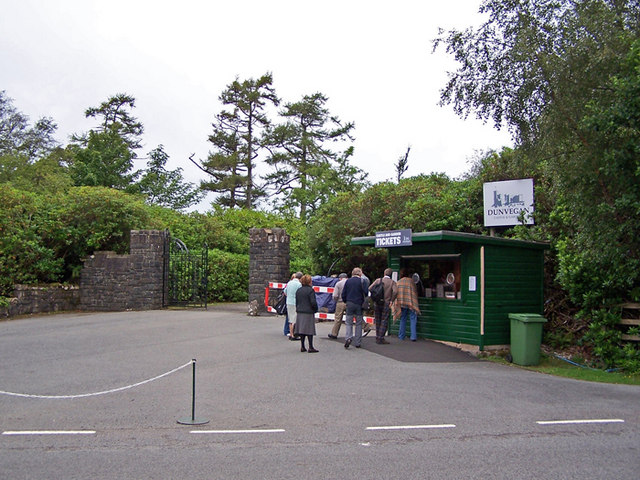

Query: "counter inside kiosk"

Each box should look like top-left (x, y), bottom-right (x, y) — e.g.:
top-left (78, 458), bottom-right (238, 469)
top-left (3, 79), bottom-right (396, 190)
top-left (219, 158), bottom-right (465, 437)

top-left (401, 255), bottom-right (461, 300)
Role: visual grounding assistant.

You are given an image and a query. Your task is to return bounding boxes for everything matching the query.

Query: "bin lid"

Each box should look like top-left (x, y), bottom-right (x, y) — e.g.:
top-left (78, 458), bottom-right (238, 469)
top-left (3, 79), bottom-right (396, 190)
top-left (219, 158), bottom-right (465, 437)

top-left (508, 313), bottom-right (548, 323)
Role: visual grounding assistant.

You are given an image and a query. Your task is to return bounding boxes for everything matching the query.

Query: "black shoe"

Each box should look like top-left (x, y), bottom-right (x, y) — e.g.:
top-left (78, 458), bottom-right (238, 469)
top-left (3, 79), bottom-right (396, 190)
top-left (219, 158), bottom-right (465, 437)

top-left (378, 338), bottom-right (390, 344)
top-left (344, 338), bottom-right (352, 349)
top-left (289, 335), bottom-right (299, 341)
top-left (328, 334), bottom-right (338, 339)
top-left (355, 345), bottom-right (361, 348)
top-left (300, 346), bottom-right (307, 352)
top-left (308, 348), bottom-right (319, 353)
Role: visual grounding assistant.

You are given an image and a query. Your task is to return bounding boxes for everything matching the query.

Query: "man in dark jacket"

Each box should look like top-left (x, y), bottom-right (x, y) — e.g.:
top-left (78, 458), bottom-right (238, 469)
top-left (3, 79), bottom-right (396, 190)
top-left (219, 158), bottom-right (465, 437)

top-left (341, 267), bottom-right (367, 349)
top-left (369, 268), bottom-right (398, 344)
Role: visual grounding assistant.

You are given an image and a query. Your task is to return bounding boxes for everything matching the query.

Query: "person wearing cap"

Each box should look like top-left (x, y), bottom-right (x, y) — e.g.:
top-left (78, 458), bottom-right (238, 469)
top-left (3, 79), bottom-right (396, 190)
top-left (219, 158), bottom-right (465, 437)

top-left (328, 272), bottom-right (373, 340)
top-left (369, 268), bottom-right (398, 344)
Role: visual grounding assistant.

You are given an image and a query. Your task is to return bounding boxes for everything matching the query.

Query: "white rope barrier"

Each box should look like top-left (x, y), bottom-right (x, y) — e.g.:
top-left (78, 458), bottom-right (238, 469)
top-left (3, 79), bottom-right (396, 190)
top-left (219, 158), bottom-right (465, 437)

top-left (0, 360), bottom-right (194, 399)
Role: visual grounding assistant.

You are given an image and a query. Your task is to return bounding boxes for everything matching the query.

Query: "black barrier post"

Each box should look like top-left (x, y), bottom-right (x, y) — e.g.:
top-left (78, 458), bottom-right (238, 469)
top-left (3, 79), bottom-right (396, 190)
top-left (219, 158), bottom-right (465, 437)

top-left (177, 359), bottom-right (209, 425)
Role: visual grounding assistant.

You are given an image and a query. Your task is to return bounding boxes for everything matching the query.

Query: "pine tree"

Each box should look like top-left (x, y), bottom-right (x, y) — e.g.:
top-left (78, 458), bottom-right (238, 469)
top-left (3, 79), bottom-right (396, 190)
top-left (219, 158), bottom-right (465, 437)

top-left (197, 73), bottom-right (278, 209)
top-left (263, 92), bottom-right (362, 220)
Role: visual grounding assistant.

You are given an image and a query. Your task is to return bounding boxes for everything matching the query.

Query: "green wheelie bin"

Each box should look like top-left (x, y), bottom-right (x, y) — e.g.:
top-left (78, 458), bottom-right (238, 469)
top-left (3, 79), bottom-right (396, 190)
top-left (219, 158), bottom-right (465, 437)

top-left (508, 313), bottom-right (547, 366)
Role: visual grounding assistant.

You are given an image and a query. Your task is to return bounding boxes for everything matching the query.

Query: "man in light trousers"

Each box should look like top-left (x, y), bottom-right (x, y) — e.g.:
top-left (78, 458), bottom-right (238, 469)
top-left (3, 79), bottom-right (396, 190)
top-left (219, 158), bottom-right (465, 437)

top-left (328, 273), bottom-right (348, 339)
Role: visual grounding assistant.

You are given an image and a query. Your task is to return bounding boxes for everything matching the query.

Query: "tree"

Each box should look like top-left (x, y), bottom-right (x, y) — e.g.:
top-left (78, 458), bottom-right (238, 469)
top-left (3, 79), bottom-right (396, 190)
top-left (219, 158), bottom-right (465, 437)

top-left (0, 148), bottom-right (72, 193)
top-left (196, 74), bottom-right (278, 209)
top-left (433, 0), bottom-right (639, 146)
top-left (69, 128), bottom-right (139, 189)
top-left (264, 92), bottom-right (362, 220)
top-left (69, 94), bottom-right (144, 190)
top-left (0, 91), bottom-right (58, 160)
top-left (395, 146), bottom-right (410, 182)
top-left (74, 93), bottom-right (144, 150)
top-left (137, 145), bottom-right (203, 210)
top-left (554, 39), bottom-right (640, 309)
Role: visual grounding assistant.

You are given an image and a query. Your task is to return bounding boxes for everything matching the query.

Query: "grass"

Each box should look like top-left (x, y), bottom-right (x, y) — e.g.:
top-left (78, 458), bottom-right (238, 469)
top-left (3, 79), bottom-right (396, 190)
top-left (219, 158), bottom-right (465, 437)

top-left (483, 353), bottom-right (640, 385)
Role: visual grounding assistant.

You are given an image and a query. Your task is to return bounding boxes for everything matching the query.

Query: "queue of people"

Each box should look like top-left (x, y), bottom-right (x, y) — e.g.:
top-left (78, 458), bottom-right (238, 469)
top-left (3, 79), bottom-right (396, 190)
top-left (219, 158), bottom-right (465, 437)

top-left (280, 267), bottom-right (421, 353)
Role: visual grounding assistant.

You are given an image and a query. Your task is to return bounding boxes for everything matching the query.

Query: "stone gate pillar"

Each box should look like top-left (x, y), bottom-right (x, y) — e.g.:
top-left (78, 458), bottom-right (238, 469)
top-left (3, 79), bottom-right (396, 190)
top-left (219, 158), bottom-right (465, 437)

top-left (249, 228), bottom-right (290, 314)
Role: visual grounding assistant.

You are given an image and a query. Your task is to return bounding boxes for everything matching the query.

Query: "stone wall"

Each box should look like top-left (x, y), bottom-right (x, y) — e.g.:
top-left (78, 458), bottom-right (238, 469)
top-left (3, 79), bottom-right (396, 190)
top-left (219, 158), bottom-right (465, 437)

top-left (249, 228), bottom-right (290, 314)
top-left (3, 228), bottom-right (290, 317)
top-left (1, 284), bottom-right (81, 317)
top-left (79, 230), bottom-right (167, 311)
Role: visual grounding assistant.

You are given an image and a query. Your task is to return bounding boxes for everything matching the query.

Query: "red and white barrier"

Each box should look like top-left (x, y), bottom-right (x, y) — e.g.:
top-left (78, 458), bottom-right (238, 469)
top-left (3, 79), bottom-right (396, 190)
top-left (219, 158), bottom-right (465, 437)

top-left (312, 285), bottom-right (334, 294)
top-left (265, 282), bottom-right (373, 323)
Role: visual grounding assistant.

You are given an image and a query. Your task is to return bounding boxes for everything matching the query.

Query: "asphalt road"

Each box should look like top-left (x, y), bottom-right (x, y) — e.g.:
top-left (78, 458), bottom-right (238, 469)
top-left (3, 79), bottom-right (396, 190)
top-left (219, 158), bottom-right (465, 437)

top-left (1, 306), bottom-right (639, 479)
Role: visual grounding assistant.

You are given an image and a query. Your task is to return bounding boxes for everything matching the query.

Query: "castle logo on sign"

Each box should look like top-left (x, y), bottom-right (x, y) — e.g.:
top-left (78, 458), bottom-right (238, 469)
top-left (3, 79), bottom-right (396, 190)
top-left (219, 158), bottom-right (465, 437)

top-left (483, 179), bottom-right (534, 227)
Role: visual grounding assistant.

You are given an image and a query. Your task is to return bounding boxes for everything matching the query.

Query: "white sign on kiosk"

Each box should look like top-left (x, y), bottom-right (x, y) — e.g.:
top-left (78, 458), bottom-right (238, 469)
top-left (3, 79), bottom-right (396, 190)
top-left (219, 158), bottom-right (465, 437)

top-left (483, 179), bottom-right (535, 227)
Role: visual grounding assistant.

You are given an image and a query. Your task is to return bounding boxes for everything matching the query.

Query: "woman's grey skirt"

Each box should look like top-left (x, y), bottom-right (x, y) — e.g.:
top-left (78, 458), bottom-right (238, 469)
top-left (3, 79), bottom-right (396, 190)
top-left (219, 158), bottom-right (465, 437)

top-left (295, 312), bottom-right (316, 336)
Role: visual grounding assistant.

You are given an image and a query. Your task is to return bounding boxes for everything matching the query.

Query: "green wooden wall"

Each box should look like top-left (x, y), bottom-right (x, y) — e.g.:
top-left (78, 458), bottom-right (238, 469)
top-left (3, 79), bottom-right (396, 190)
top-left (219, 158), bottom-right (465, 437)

top-left (481, 244), bottom-right (545, 346)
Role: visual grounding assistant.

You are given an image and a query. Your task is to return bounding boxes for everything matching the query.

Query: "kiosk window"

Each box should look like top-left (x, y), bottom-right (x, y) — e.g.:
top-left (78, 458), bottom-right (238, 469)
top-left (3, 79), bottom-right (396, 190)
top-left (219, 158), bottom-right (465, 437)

top-left (401, 255), bottom-right (461, 299)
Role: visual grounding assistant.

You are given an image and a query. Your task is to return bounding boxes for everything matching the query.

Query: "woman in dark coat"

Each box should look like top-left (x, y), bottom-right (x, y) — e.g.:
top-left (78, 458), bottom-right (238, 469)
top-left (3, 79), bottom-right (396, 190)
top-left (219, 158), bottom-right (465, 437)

top-left (295, 274), bottom-right (319, 353)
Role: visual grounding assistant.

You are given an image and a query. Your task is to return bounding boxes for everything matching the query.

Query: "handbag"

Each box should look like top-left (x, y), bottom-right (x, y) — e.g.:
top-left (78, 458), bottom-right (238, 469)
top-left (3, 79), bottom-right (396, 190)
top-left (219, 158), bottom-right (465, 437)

top-left (275, 292), bottom-right (287, 315)
top-left (362, 296), bottom-right (371, 311)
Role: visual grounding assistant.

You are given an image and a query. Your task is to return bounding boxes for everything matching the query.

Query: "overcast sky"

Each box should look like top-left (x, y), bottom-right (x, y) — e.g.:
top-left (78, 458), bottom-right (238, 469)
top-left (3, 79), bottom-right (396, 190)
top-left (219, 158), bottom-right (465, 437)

top-left (1, 0), bottom-right (511, 210)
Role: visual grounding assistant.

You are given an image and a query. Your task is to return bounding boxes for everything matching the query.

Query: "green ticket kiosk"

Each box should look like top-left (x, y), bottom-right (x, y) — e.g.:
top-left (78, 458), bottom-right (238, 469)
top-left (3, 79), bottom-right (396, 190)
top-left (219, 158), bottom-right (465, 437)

top-left (351, 230), bottom-right (549, 350)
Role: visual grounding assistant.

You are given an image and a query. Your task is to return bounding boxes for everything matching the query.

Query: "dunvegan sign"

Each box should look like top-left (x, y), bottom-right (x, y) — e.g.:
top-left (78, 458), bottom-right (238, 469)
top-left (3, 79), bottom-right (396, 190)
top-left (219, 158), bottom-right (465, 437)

top-left (483, 179), bottom-right (535, 227)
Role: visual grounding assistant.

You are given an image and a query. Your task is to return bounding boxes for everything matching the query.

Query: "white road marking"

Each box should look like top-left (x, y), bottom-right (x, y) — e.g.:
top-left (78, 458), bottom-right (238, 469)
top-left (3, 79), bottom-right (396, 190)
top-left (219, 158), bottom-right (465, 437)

top-left (2, 430), bottom-right (96, 436)
top-left (366, 424), bottom-right (456, 431)
top-left (190, 429), bottom-right (286, 434)
top-left (536, 419), bottom-right (625, 425)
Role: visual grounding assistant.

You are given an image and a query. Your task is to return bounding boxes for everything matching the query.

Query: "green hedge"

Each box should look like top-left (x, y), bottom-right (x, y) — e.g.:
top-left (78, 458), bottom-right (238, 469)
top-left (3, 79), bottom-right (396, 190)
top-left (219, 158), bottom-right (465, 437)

top-left (207, 249), bottom-right (249, 302)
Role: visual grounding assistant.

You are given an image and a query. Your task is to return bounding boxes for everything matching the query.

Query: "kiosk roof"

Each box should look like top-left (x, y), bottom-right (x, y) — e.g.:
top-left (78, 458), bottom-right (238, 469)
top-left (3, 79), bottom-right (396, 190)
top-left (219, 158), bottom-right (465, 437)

top-left (350, 230), bottom-right (549, 250)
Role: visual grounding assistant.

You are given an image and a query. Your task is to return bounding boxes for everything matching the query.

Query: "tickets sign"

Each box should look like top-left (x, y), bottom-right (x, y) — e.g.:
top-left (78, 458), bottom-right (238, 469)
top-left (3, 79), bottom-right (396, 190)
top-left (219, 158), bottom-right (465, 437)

top-left (375, 229), bottom-right (412, 248)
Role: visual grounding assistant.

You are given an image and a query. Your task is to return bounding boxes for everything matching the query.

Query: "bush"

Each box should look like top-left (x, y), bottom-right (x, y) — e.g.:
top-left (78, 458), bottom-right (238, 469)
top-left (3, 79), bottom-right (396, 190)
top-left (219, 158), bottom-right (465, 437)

top-left (48, 187), bottom-right (152, 280)
top-left (582, 308), bottom-right (640, 373)
top-left (207, 248), bottom-right (249, 302)
top-left (0, 186), bottom-right (63, 295)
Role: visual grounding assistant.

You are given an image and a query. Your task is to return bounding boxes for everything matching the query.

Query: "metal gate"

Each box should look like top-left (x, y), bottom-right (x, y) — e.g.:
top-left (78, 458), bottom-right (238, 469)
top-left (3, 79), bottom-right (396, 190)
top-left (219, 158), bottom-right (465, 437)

top-left (164, 235), bottom-right (208, 308)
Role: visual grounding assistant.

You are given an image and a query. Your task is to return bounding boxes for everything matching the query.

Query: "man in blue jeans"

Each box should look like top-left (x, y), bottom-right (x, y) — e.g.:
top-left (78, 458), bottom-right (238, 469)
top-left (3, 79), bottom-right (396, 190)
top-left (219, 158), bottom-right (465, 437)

top-left (341, 267), bottom-right (368, 349)
top-left (396, 269), bottom-right (421, 341)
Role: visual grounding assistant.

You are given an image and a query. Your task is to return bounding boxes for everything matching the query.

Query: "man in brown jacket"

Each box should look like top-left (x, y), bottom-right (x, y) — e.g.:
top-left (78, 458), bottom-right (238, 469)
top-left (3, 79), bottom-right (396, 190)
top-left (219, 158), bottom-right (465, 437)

top-left (368, 268), bottom-right (398, 344)
top-left (395, 269), bottom-right (421, 341)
